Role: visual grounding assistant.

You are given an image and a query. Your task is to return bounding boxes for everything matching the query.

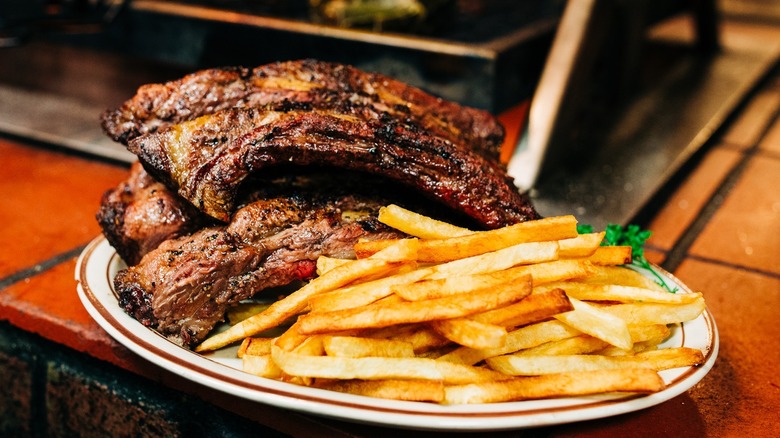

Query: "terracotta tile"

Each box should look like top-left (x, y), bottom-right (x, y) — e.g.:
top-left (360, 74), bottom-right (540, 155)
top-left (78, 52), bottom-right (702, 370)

top-left (0, 258), bottom-right (150, 372)
top-left (0, 259), bottom-right (358, 437)
top-left (672, 258), bottom-right (780, 437)
top-left (758, 116), bottom-right (780, 155)
top-left (0, 140), bottom-right (129, 277)
top-left (690, 154), bottom-right (780, 274)
top-left (647, 146), bottom-right (743, 250)
top-left (720, 87), bottom-right (780, 149)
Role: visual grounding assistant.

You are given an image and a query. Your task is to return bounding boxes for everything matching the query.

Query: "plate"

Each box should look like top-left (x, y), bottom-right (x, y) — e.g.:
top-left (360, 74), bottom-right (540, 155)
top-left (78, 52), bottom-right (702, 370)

top-left (75, 235), bottom-right (718, 431)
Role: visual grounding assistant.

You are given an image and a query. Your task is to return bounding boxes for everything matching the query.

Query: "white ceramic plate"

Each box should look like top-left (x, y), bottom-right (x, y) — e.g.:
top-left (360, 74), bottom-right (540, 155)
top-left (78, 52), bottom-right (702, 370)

top-left (75, 236), bottom-right (718, 431)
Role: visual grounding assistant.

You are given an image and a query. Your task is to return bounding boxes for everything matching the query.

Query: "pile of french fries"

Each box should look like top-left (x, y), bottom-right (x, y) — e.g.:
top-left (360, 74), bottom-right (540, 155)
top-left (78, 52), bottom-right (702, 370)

top-left (196, 205), bottom-right (706, 404)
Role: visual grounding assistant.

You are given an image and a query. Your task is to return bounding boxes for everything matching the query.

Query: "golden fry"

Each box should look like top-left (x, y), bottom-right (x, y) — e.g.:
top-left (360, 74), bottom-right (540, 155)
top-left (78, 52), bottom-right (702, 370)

top-left (316, 379), bottom-right (445, 403)
top-left (443, 368), bottom-right (665, 404)
top-left (297, 277), bottom-right (532, 335)
top-left (427, 241), bottom-right (559, 279)
top-left (237, 337), bottom-right (274, 358)
top-left (378, 204), bottom-right (473, 239)
top-left (438, 320), bottom-right (583, 366)
top-left (554, 298), bottom-right (633, 350)
top-left (323, 336), bottom-right (415, 358)
top-left (472, 288), bottom-right (573, 328)
top-left (307, 267), bottom-right (434, 312)
top-left (430, 318), bottom-right (508, 350)
top-left (243, 354), bottom-right (282, 379)
top-left (597, 296), bottom-right (706, 326)
top-left (271, 346), bottom-right (507, 384)
top-left (573, 246), bottom-right (632, 265)
top-left (486, 347), bottom-right (704, 376)
top-left (557, 232), bottom-right (605, 258)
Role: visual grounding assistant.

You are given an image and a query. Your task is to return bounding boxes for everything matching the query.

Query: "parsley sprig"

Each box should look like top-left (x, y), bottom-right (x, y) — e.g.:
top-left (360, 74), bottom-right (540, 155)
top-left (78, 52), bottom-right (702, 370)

top-left (578, 223), bottom-right (677, 293)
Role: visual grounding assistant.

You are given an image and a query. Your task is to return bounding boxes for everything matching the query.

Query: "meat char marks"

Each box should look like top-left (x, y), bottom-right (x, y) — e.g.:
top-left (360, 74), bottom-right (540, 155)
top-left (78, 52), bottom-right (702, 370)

top-left (97, 162), bottom-right (212, 265)
top-left (101, 59), bottom-right (505, 161)
top-left (129, 106), bottom-right (538, 228)
top-left (116, 178), bottom-right (405, 347)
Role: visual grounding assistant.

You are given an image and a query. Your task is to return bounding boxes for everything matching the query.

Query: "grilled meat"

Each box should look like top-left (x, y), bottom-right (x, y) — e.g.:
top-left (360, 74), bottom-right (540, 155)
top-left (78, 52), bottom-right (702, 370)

top-left (100, 59), bottom-right (505, 161)
top-left (129, 106), bottom-right (539, 228)
top-left (115, 191), bottom-right (404, 347)
top-left (96, 162), bottom-right (213, 265)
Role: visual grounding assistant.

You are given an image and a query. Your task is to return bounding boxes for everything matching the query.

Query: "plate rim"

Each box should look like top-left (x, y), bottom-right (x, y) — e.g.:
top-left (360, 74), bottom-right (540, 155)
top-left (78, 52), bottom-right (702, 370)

top-left (75, 235), bottom-right (719, 431)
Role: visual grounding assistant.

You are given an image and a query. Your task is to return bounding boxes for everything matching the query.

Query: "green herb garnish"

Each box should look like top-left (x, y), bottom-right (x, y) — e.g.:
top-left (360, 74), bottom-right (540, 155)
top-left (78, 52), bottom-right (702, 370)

top-left (580, 223), bottom-right (677, 293)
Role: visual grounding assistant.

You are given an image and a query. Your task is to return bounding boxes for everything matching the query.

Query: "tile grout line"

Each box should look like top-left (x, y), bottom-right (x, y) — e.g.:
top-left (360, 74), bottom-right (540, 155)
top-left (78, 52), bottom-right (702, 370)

top-left (685, 253), bottom-right (780, 280)
top-left (0, 245), bottom-right (86, 291)
top-left (661, 101), bottom-right (780, 274)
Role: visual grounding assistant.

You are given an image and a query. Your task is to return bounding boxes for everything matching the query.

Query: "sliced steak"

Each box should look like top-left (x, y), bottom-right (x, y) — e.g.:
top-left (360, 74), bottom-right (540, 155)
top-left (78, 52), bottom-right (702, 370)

top-left (100, 59), bottom-right (505, 161)
top-left (116, 193), bottom-right (403, 348)
top-left (129, 107), bottom-right (539, 227)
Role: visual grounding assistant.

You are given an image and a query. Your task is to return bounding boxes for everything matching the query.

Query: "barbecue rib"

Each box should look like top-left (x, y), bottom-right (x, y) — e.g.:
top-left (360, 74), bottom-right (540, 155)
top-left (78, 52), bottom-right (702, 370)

top-left (115, 192), bottom-right (404, 347)
top-left (129, 106), bottom-right (539, 227)
top-left (101, 59), bottom-right (505, 161)
top-left (97, 162), bottom-right (212, 265)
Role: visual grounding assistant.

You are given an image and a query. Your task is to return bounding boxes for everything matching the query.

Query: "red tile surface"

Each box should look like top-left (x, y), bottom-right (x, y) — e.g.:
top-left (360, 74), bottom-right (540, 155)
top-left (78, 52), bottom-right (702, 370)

top-left (0, 258), bottom-right (145, 372)
top-left (0, 140), bottom-right (128, 277)
top-left (759, 116), bottom-right (780, 155)
top-left (690, 154), bottom-right (780, 275)
top-left (647, 146), bottom-right (743, 250)
top-left (673, 258), bottom-right (780, 436)
top-left (720, 85), bottom-right (780, 149)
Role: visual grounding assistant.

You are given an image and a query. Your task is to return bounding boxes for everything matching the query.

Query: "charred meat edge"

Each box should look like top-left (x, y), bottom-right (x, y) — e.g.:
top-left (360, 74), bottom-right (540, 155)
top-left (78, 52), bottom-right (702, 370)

top-left (128, 107), bottom-right (539, 228)
top-left (100, 59), bottom-right (504, 161)
top-left (96, 162), bottom-right (213, 265)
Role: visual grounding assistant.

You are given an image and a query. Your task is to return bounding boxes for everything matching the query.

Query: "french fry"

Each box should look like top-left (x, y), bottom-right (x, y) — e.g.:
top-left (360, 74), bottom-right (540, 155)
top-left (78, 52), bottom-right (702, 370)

top-left (515, 259), bottom-right (594, 285)
top-left (549, 282), bottom-right (701, 304)
top-left (583, 265), bottom-right (670, 292)
top-left (513, 335), bottom-right (609, 356)
top-left (315, 379), bottom-right (446, 403)
top-left (443, 368), bottom-right (666, 404)
top-left (307, 267), bottom-right (435, 313)
top-left (393, 268), bottom-right (532, 301)
top-left (553, 298), bottom-right (633, 350)
top-left (438, 320), bottom-right (582, 365)
top-left (485, 347), bottom-right (704, 376)
top-left (237, 337), bottom-right (274, 358)
top-left (271, 346), bottom-right (508, 384)
top-left (353, 239), bottom-right (400, 259)
top-left (196, 240), bottom-right (416, 352)
top-left (243, 354), bottom-right (282, 379)
top-left (573, 246), bottom-right (632, 265)
top-left (297, 277), bottom-right (532, 335)
top-left (356, 215), bottom-right (578, 262)
top-left (386, 326), bottom-right (453, 354)
top-left (378, 204), bottom-right (473, 239)
top-left (316, 256), bottom-right (351, 275)
top-left (412, 216), bottom-right (577, 263)
top-left (472, 288), bottom-right (573, 328)
top-left (430, 318), bottom-right (508, 350)
top-left (596, 296), bottom-right (706, 326)
top-left (557, 232), bottom-right (605, 257)
top-left (426, 241), bottom-right (559, 279)
top-left (322, 336), bottom-right (415, 358)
